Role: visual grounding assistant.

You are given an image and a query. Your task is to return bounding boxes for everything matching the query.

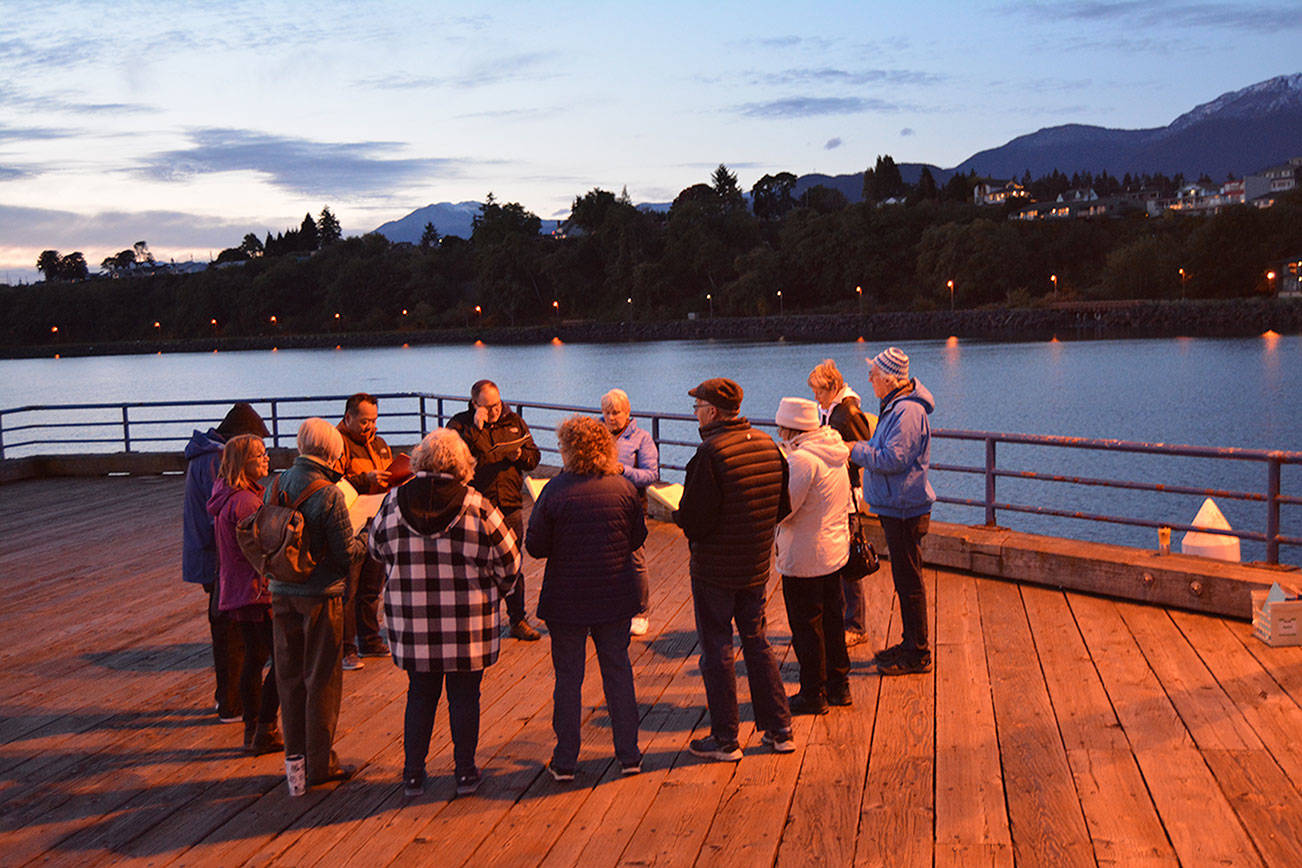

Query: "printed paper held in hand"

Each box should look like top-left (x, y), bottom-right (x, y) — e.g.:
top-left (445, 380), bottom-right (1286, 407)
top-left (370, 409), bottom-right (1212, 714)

top-left (337, 479), bottom-right (386, 534)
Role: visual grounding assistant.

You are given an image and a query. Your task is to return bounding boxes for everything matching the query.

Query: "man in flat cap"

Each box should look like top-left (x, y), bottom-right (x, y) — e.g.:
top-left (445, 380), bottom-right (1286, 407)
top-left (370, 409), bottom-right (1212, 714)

top-left (674, 378), bottom-right (794, 761)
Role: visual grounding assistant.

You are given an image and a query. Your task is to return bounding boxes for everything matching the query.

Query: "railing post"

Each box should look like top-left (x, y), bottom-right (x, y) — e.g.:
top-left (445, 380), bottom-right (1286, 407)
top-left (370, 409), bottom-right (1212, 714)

top-left (0, 411), bottom-right (6, 460)
top-left (1266, 455), bottom-right (1281, 565)
top-left (419, 396), bottom-right (428, 437)
top-left (651, 415), bottom-right (660, 445)
top-left (270, 400), bottom-right (280, 449)
top-left (122, 405), bottom-right (132, 452)
top-left (984, 437), bottom-right (997, 526)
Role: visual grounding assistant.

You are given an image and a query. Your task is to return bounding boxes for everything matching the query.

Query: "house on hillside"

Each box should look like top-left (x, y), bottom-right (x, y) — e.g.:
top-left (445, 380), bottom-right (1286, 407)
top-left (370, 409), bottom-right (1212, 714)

top-left (1262, 157), bottom-right (1302, 193)
top-left (1057, 188), bottom-right (1098, 203)
top-left (973, 180), bottom-right (1030, 206)
top-left (1279, 256), bottom-right (1302, 298)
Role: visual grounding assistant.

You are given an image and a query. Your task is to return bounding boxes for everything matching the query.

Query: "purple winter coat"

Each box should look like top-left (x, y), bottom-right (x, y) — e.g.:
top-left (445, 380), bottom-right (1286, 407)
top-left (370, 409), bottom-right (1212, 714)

top-left (206, 477), bottom-right (270, 618)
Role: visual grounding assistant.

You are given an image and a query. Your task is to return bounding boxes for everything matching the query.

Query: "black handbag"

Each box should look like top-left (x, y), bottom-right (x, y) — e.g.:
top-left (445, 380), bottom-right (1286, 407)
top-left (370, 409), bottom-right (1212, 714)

top-left (843, 513), bottom-right (880, 580)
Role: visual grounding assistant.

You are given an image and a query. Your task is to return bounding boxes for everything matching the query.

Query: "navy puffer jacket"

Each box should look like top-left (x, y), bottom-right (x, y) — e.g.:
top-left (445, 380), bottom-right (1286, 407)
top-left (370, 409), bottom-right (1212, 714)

top-left (526, 471), bottom-right (647, 625)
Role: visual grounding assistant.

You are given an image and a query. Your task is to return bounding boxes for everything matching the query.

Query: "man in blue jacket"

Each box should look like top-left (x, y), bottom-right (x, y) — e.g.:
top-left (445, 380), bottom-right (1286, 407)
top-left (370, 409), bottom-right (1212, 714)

top-left (181, 401), bottom-right (270, 721)
top-left (850, 348), bottom-right (936, 675)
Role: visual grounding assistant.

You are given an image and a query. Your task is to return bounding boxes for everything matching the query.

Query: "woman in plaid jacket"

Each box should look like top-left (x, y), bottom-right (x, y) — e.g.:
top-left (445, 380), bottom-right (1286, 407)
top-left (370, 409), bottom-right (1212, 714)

top-left (367, 428), bottom-right (521, 798)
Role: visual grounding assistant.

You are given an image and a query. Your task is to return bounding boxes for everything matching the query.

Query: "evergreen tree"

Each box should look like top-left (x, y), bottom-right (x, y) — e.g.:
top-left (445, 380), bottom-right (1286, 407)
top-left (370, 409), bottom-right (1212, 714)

top-left (419, 222), bottom-right (440, 249)
top-left (300, 213), bottom-right (319, 250)
top-left (711, 164), bottom-right (745, 214)
top-left (318, 206), bottom-right (342, 246)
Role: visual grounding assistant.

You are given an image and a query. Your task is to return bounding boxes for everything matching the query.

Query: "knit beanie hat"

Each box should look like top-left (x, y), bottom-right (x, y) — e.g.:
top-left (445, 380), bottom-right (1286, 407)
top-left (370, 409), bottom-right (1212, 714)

top-left (774, 397), bottom-right (820, 431)
top-left (216, 402), bottom-right (271, 438)
top-left (870, 347), bottom-right (909, 380)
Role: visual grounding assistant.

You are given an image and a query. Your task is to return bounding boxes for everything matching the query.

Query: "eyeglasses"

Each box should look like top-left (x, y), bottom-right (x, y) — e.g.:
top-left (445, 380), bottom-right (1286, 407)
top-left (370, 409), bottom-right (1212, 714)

top-left (475, 400), bottom-right (503, 411)
top-left (692, 402), bottom-right (711, 411)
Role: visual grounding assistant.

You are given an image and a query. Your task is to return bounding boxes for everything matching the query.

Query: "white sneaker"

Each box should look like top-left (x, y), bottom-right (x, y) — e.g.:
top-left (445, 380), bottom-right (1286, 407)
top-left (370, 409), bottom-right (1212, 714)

top-left (630, 616), bottom-right (650, 636)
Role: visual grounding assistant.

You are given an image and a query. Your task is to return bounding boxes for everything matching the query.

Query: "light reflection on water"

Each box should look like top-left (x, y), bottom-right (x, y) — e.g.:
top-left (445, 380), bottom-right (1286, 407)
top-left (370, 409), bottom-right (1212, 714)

top-left (4, 334), bottom-right (1299, 561)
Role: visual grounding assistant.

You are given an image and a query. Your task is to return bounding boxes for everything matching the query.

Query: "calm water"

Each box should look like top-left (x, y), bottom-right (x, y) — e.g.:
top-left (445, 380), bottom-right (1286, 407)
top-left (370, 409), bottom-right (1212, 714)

top-left (3, 335), bottom-right (1299, 561)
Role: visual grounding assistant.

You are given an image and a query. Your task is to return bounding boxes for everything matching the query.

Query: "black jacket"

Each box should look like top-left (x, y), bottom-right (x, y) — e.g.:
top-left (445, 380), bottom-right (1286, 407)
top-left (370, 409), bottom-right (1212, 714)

top-left (828, 395), bottom-right (876, 490)
top-left (674, 417), bottom-right (789, 589)
top-left (448, 406), bottom-right (541, 512)
top-left (527, 471), bottom-right (647, 624)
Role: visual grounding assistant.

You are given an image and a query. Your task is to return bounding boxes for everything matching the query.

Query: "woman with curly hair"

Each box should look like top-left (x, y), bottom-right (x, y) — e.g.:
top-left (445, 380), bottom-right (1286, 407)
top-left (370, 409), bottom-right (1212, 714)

top-left (526, 415), bottom-right (647, 781)
top-left (367, 428), bottom-right (521, 798)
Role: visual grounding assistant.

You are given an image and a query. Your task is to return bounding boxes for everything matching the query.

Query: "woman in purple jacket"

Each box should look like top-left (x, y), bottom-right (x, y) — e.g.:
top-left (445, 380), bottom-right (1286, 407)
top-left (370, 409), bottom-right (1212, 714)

top-left (206, 434), bottom-right (282, 754)
top-left (601, 388), bottom-right (659, 636)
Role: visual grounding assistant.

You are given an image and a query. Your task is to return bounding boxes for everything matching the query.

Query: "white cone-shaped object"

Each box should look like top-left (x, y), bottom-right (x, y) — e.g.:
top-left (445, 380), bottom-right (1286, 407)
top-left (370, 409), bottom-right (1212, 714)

top-left (1180, 497), bottom-right (1241, 562)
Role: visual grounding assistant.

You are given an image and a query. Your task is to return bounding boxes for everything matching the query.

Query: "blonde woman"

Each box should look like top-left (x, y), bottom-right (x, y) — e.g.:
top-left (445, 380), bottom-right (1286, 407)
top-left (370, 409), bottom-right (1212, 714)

top-left (206, 434), bottom-right (281, 754)
top-left (367, 429), bottom-right (522, 798)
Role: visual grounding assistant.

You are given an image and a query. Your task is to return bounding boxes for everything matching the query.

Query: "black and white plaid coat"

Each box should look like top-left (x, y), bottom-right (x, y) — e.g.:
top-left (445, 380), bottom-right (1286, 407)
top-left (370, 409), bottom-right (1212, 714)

top-left (367, 474), bottom-right (522, 672)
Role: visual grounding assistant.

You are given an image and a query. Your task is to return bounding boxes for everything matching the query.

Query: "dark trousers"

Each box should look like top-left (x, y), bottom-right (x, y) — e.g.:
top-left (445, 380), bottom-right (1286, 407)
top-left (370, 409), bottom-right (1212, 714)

top-left (205, 582), bottom-right (245, 717)
top-left (501, 509), bottom-right (527, 623)
top-left (880, 514), bottom-right (930, 655)
top-left (237, 616), bottom-right (280, 727)
top-left (781, 571), bottom-right (851, 700)
top-left (404, 669), bottom-right (484, 778)
top-left (546, 619), bottom-right (641, 768)
top-left (272, 594), bottom-right (343, 782)
top-left (632, 546), bottom-right (650, 613)
top-left (841, 571), bottom-right (866, 633)
top-left (691, 579), bottom-right (792, 743)
top-left (343, 556), bottom-right (385, 653)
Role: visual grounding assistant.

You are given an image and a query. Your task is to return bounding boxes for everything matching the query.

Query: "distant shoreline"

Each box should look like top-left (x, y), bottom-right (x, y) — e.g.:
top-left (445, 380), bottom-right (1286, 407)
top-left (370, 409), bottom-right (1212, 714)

top-left (5, 297), bottom-right (1299, 359)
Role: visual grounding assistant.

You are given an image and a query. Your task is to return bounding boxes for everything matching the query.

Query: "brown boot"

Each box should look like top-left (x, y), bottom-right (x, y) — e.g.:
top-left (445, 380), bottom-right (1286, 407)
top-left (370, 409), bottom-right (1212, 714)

top-left (250, 722), bottom-right (284, 755)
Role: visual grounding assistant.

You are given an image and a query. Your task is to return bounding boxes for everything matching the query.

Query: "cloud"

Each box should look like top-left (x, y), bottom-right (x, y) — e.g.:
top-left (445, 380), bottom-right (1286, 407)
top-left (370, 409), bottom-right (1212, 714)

top-left (131, 128), bottom-right (466, 198)
top-left (0, 122), bottom-right (75, 142)
top-left (900, 128), bottom-right (915, 136)
top-left (760, 67), bottom-right (944, 87)
top-left (1000, 1), bottom-right (1302, 31)
top-left (0, 82), bottom-right (153, 116)
top-left (0, 203), bottom-right (259, 249)
top-left (824, 137), bottom-right (843, 150)
top-left (736, 97), bottom-right (908, 118)
top-left (356, 51), bottom-right (560, 91)
top-left (736, 35), bottom-right (838, 51)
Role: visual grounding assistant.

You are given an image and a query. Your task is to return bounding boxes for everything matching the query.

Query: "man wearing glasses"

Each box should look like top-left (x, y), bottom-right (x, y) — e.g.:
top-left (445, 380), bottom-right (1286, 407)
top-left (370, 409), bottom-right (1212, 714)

top-left (674, 377), bottom-right (794, 761)
top-left (449, 379), bottom-right (543, 640)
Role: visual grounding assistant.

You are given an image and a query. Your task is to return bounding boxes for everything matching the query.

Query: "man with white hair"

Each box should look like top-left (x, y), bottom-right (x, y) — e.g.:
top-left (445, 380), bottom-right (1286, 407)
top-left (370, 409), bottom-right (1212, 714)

top-left (850, 347), bottom-right (936, 676)
top-left (270, 417), bottom-right (365, 786)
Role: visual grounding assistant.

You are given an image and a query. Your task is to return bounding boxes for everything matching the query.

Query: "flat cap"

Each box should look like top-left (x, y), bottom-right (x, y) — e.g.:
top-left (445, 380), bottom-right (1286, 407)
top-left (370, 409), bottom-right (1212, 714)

top-left (689, 377), bottom-right (743, 413)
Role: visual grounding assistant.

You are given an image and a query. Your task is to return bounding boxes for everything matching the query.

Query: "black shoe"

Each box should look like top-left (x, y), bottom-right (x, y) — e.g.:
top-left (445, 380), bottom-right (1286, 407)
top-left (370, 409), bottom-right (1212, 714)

top-left (546, 761), bottom-right (576, 782)
top-left (788, 692), bottom-right (830, 715)
top-left (359, 643), bottom-right (390, 657)
top-left (877, 652), bottom-right (932, 676)
top-left (826, 685), bottom-right (853, 707)
top-left (403, 772), bottom-right (425, 797)
top-left (873, 643), bottom-right (907, 663)
top-left (456, 768), bottom-right (482, 795)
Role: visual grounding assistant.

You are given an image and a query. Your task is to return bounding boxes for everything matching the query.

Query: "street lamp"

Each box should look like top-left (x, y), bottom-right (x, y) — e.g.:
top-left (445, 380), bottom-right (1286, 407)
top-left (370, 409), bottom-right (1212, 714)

top-left (706, 293), bottom-right (713, 317)
top-left (1267, 270), bottom-right (1277, 294)
top-left (947, 279), bottom-right (954, 311)
top-left (1179, 267), bottom-right (1187, 299)
top-left (777, 290), bottom-right (783, 315)
top-left (856, 284), bottom-right (863, 316)
top-left (1050, 274), bottom-right (1058, 293)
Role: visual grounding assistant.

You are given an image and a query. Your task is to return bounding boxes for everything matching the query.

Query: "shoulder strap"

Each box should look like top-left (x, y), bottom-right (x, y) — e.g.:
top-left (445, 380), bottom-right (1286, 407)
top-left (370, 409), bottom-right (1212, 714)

top-left (290, 478), bottom-right (332, 510)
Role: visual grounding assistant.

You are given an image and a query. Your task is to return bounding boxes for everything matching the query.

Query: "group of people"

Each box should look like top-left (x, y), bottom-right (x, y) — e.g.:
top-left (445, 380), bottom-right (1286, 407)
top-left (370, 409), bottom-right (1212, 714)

top-left (180, 346), bottom-right (934, 797)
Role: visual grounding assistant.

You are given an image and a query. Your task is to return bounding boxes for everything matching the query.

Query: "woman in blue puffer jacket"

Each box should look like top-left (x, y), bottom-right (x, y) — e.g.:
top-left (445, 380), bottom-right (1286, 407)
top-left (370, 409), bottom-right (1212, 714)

top-left (601, 388), bottom-right (659, 637)
top-left (849, 347), bottom-right (936, 676)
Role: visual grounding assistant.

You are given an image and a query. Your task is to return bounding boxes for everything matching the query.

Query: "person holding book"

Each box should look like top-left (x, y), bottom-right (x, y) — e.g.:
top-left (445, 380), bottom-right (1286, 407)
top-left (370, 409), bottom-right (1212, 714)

top-left (449, 380), bottom-right (543, 641)
top-left (336, 392), bottom-right (395, 670)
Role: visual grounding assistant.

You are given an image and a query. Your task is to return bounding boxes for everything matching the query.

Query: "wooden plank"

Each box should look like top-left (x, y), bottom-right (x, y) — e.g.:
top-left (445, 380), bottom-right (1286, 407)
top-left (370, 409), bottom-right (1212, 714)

top-left (933, 571), bottom-right (1011, 867)
top-left (1069, 593), bottom-right (1263, 866)
top-left (1018, 585), bottom-right (1176, 866)
top-left (856, 569), bottom-right (936, 868)
top-left (976, 578), bottom-right (1094, 867)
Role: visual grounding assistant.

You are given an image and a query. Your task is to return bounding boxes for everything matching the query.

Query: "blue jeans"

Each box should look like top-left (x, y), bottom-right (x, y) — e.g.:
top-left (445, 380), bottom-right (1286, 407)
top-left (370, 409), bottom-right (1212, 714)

top-left (691, 579), bottom-right (792, 743)
top-left (546, 619), bottom-right (641, 768)
top-left (404, 669), bottom-right (484, 778)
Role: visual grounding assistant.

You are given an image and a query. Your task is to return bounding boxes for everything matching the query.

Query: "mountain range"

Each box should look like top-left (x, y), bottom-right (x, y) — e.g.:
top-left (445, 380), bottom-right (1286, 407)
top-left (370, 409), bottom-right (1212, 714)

top-left (374, 74), bottom-right (1302, 241)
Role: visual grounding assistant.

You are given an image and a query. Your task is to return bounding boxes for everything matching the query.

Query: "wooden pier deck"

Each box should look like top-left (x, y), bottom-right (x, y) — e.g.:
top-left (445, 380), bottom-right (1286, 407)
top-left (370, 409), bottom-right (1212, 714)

top-left (3, 475), bottom-right (1302, 866)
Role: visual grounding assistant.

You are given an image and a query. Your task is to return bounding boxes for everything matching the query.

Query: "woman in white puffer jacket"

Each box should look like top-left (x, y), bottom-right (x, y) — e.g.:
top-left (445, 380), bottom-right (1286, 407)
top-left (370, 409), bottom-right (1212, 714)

top-left (773, 397), bottom-right (853, 716)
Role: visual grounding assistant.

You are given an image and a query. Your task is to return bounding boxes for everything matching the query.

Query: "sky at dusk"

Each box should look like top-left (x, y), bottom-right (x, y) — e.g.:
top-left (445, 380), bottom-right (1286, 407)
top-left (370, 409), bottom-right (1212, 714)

top-left (0, 0), bottom-right (1294, 282)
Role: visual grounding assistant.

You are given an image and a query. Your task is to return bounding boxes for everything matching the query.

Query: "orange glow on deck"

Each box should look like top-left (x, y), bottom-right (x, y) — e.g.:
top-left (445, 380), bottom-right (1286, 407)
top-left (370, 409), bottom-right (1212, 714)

top-left (474, 340), bottom-right (485, 347)
top-left (946, 336), bottom-right (958, 346)
top-left (1050, 335), bottom-right (1060, 343)
top-left (856, 336), bottom-right (864, 342)
top-left (551, 337), bottom-right (563, 345)
top-left (402, 343), bottom-right (410, 348)
top-left (1262, 329), bottom-right (1280, 338)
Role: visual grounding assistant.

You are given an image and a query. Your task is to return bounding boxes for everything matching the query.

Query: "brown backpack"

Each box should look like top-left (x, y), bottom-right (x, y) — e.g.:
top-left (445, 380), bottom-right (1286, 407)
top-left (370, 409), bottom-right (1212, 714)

top-left (236, 476), bottom-right (332, 584)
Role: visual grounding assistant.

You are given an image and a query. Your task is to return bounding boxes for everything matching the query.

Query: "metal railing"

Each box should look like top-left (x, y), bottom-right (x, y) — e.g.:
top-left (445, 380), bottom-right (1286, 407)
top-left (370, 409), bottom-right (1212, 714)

top-left (2, 394), bottom-right (1298, 563)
